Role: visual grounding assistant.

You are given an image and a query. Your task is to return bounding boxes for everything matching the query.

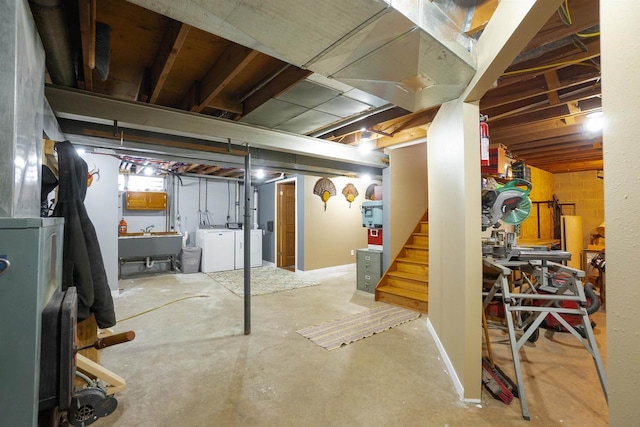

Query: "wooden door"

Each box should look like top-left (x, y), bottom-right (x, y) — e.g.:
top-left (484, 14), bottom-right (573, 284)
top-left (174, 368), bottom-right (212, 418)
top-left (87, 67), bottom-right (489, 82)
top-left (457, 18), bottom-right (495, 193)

top-left (277, 182), bottom-right (296, 269)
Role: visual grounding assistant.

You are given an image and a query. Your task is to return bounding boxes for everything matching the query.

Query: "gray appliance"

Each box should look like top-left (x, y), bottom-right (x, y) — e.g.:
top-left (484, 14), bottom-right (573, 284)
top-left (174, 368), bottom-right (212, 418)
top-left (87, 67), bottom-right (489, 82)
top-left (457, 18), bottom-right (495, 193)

top-left (0, 217), bottom-right (64, 426)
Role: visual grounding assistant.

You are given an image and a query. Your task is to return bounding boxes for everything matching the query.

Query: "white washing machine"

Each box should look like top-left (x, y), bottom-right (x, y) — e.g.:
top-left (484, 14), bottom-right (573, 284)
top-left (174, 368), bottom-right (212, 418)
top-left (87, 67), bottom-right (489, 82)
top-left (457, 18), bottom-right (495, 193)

top-left (234, 229), bottom-right (263, 269)
top-left (196, 229), bottom-right (235, 273)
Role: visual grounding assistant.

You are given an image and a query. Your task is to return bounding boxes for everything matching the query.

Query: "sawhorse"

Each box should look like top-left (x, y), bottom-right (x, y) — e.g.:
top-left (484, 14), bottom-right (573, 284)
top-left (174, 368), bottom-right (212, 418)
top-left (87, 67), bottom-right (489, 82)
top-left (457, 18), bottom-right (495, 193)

top-left (482, 257), bottom-right (608, 420)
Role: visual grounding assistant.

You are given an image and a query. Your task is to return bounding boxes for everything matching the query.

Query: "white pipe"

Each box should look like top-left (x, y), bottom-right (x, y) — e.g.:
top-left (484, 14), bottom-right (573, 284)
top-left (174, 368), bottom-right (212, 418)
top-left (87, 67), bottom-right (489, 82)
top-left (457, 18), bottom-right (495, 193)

top-left (253, 187), bottom-right (258, 229)
top-left (145, 257), bottom-right (155, 268)
top-left (235, 181), bottom-right (241, 223)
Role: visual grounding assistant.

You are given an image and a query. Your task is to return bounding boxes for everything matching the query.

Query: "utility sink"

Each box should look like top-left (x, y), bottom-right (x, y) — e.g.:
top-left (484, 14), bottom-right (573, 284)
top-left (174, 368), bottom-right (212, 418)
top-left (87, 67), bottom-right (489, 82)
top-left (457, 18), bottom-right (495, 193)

top-left (118, 232), bottom-right (183, 259)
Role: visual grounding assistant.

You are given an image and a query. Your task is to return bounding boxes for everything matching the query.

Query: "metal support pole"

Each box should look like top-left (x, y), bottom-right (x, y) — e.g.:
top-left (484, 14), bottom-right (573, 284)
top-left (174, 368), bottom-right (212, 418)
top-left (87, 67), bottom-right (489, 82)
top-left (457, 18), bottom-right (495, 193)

top-left (243, 150), bottom-right (251, 335)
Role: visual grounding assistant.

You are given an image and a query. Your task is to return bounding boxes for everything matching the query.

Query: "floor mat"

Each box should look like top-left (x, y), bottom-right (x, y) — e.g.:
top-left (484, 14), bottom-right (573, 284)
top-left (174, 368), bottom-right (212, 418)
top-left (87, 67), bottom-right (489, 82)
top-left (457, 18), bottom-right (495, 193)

top-left (297, 305), bottom-right (421, 350)
top-left (207, 266), bottom-right (320, 297)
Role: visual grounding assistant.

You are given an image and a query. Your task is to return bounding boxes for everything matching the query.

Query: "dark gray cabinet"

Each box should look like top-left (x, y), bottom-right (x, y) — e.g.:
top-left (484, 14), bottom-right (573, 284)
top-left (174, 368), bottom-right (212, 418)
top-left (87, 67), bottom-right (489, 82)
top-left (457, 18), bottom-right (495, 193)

top-left (357, 249), bottom-right (382, 293)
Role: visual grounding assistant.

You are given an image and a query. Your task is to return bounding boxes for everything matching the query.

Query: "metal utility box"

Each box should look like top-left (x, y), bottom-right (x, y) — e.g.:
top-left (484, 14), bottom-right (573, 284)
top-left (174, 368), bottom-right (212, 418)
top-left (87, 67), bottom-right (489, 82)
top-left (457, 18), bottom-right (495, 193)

top-left (0, 217), bottom-right (64, 426)
top-left (357, 249), bottom-right (382, 293)
top-left (361, 201), bottom-right (383, 229)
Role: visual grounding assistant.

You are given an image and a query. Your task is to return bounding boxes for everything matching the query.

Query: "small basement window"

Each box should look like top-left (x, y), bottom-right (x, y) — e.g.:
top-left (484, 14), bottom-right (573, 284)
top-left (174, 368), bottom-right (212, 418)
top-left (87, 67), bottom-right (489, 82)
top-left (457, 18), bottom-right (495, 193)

top-left (119, 175), bottom-right (165, 192)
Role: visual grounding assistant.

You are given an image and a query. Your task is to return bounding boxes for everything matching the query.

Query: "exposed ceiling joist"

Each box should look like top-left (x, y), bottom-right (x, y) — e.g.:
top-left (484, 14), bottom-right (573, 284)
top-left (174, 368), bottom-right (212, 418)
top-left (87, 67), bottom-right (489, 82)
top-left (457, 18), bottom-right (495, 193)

top-left (184, 44), bottom-right (259, 113)
top-left (77, 0), bottom-right (96, 90)
top-left (149, 21), bottom-right (191, 104)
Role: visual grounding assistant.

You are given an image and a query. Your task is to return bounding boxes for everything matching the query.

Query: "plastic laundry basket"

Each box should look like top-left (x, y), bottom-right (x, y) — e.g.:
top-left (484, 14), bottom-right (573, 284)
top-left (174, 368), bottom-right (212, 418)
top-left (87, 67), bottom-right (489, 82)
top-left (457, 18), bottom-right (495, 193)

top-left (180, 246), bottom-right (202, 274)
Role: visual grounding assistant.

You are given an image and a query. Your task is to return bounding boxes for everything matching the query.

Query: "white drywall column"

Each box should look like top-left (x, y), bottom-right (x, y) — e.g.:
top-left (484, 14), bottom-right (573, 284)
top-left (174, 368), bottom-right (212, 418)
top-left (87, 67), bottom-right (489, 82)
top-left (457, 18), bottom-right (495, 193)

top-left (427, 0), bottom-right (563, 401)
top-left (427, 99), bottom-right (482, 400)
top-left (601, 2), bottom-right (640, 423)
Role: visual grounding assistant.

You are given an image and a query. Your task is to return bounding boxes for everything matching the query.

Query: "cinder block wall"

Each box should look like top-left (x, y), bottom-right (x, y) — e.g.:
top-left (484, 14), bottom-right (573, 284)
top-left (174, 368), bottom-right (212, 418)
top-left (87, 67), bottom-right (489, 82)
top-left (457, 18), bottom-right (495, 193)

top-left (553, 171), bottom-right (605, 248)
top-left (520, 166), bottom-right (554, 240)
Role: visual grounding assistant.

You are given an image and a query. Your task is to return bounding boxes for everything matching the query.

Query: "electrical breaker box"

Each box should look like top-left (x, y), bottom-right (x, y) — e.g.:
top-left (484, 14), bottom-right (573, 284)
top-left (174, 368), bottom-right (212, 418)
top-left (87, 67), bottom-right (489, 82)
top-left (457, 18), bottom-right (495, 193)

top-left (361, 201), bottom-right (383, 229)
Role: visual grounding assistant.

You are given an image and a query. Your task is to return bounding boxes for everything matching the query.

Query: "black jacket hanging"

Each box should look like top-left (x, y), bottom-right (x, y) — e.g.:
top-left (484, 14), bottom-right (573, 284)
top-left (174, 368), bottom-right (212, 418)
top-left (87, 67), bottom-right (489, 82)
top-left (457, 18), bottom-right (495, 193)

top-left (53, 141), bottom-right (116, 328)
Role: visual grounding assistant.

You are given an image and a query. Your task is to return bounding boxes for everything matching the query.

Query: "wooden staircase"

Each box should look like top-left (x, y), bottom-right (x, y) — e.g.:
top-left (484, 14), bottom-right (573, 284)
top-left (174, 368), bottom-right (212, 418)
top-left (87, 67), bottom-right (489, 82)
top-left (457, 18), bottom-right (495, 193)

top-left (375, 211), bottom-right (428, 313)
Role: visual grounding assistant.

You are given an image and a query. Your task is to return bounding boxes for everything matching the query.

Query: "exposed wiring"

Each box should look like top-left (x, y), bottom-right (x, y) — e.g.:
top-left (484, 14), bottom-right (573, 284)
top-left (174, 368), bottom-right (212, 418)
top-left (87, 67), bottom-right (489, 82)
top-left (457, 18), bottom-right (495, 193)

top-left (557, 1), bottom-right (600, 38)
top-left (576, 31), bottom-right (600, 38)
top-left (116, 295), bottom-right (209, 323)
top-left (502, 58), bottom-right (600, 77)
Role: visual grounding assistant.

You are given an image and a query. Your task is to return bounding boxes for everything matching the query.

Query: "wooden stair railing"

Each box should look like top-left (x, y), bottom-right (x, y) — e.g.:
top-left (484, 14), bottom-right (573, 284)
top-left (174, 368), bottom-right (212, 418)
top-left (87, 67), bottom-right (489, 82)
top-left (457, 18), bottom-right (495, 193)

top-left (375, 211), bottom-right (428, 313)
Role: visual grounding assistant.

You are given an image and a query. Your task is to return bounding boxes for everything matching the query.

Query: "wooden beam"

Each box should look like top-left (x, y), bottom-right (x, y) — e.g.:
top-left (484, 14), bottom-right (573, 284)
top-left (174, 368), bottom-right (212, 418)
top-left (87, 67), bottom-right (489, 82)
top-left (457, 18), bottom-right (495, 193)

top-left (201, 165), bottom-right (223, 174)
top-left (483, 70), bottom-right (599, 111)
top-left (466, 0), bottom-right (500, 35)
top-left (77, 0), bottom-right (96, 91)
top-left (149, 21), bottom-right (191, 104)
top-left (76, 354), bottom-right (126, 395)
top-left (543, 70), bottom-right (561, 105)
top-left (491, 115), bottom-right (590, 144)
top-left (508, 133), bottom-right (599, 149)
top-left (185, 44), bottom-right (259, 113)
top-left (523, 0), bottom-right (599, 51)
top-left (322, 106), bottom-right (409, 140)
top-left (206, 97), bottom-right (243, 115)
top-left (376, 127), bottom-right (427, 149)
top-left (538, 159), bottom-right (603, 173)
top-left (242, 65), bottom-right (312, 116)
top-left (485, 84), bottom-right (600, 122)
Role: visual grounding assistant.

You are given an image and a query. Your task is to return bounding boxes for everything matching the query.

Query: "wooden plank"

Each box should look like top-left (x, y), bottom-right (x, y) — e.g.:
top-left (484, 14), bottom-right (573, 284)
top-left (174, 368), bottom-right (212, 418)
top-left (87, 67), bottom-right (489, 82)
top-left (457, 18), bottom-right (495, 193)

top-left (544, 70), bottom-right (561, 105)
top-left (76, 354), bottom-right (126, 392)
top-left (466, 0), bottom-right (500, 35)
top-left (533, 159), bottom-right (603, 173)
top-left (242, 65), bottom-right (312, 116)
top-left (149, 21), bottom-right (191, 104)
top-left (523, 0), bottom-right (599, 52)
top-left (187, 44), bottom-right (259, 113)
top-left (485, 85), bottom-right (600, 123)
top-left (77, 0), bottom-right (96, 91)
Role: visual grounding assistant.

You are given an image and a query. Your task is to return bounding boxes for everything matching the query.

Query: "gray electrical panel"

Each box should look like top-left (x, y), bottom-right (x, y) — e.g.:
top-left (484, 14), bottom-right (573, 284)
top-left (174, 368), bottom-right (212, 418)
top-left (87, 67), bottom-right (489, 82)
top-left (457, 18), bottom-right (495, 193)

top-left (357, 249), bottom-right (382, 293)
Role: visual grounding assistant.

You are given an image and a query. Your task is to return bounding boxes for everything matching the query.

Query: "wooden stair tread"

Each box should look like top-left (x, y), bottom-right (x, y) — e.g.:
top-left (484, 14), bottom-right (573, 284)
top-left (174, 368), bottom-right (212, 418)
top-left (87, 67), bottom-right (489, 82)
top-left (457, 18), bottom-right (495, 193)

top-left (405, 244), bottom-right (428, 249)
top-left (412, 233), bottom-right (429, 237)
top-left (387, 270), bottom-right (428, 283)
top-left (396, 257), bottom-right (428, 266)
top-left (377, 285), bottom-right (428, 302)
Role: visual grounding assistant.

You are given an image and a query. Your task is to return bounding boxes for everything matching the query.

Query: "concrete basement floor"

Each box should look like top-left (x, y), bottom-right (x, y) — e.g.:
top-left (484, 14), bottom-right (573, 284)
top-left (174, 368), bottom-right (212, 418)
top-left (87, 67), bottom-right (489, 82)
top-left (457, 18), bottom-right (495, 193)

top-left (93, 265), bottom-right (608, 426)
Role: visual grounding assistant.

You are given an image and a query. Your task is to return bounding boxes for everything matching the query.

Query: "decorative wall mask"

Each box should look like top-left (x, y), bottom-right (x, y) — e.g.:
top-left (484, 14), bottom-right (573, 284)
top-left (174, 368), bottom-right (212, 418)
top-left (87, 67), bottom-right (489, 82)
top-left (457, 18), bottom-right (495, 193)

top-left (313, 177), bottom-right (336, 211)
top-left (365, 183), bottom-right (379, 200)
top-left (342, 183), bottom-right (359, 207)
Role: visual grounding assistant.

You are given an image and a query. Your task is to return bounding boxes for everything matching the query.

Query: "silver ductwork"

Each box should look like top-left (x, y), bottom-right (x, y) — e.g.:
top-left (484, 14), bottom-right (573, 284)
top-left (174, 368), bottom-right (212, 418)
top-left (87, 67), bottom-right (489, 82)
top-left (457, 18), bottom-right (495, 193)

top-left (0, 0), bottom-right (45, 218)
top-left (29, 0), bottom-right (76, 87)
top-left (128, 0), bottom-right (477, 112)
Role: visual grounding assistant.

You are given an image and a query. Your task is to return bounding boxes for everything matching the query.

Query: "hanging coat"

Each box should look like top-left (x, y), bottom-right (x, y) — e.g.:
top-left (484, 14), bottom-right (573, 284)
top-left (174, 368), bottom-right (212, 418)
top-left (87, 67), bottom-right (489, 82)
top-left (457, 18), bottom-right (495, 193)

top-left (53, 141), bottom-right (116, 328)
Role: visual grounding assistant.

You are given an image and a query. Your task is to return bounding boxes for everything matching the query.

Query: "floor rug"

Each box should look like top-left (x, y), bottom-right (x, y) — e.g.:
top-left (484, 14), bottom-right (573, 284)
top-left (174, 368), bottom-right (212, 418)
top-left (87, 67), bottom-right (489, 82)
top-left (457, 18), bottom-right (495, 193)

top-left (297, 305), bottom-right (421, 350)
top-left (207, 266), bottom-right (320, 297)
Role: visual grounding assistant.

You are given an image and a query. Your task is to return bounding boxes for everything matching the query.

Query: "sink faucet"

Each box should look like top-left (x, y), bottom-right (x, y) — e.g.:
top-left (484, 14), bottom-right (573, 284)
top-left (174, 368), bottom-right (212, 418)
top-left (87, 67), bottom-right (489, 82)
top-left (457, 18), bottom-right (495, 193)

top-left (142, 225), bottom-right (155, 233)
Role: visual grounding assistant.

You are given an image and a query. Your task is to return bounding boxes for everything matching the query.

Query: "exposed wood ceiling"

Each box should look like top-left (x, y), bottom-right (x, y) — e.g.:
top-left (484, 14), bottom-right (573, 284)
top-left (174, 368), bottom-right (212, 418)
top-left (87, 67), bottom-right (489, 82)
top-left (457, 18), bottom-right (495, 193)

top-left (41, 0), bottom-right (601, 177)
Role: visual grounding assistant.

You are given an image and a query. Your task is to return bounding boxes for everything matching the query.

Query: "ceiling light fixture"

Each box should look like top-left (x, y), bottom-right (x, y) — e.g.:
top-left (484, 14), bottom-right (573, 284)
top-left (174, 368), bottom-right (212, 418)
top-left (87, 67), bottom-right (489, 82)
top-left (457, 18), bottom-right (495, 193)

top-left (584, 111), bottom-right (604, 133)
top-left (143, 166), bottom-right (154, 176)
top-left (359, 140), bottom-right (374, 153)
top-left (360, 174), bottom-right (371, 184)
top-left (255, 169), bottom-right (265, 179)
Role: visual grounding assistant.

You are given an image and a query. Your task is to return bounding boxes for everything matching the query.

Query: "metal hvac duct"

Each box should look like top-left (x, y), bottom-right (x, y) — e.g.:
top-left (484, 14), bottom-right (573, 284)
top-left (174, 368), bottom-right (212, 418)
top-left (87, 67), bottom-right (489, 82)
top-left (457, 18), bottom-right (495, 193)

top-left (128, 0), bottom-right (478, 112)
top-left (29, 0), bottom-right (76, 87)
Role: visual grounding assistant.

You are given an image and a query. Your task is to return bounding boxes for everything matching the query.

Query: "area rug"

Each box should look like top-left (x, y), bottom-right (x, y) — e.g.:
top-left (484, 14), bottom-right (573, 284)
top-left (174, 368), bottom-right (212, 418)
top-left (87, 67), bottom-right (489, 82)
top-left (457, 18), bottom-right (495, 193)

top-left (297, 305), bottom-right (421, 350)
top-left (207, 266), bottom-right (320, 297)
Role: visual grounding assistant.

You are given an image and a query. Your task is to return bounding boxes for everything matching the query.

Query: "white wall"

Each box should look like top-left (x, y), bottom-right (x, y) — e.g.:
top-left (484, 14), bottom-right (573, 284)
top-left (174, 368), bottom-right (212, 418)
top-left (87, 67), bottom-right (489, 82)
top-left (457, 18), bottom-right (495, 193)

top-left (601, 2), bottom-right (640, 423)
top-left (174, 176), bottom-right (245, 247)
top-left (427, 99), bottom-right (482, 401)
top-left (81, 153), bottom-right (120, 290)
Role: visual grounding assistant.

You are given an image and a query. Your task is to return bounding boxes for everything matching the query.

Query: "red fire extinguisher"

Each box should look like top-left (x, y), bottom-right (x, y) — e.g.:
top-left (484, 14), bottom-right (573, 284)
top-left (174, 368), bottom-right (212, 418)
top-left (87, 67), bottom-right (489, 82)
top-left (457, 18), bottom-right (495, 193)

top-left (480, 115), bottom-right (490, 167)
